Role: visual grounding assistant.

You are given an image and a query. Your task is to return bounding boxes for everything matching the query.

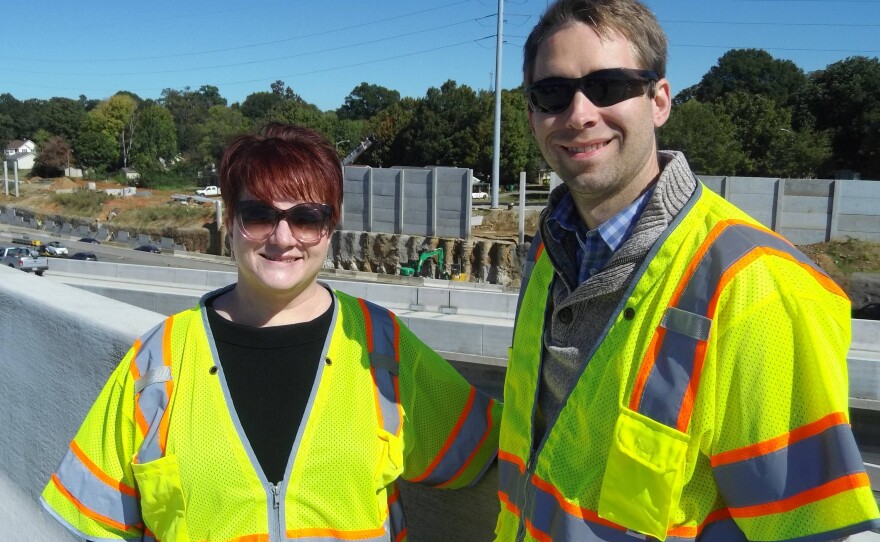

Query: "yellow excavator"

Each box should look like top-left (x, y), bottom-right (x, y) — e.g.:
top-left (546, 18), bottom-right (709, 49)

top-left (399, 248), bottom-right (450, 279)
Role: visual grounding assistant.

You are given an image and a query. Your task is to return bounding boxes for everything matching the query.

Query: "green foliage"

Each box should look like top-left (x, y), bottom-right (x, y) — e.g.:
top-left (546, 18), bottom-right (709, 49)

top-left (131, 104), bottom-right (178, 172)
top-left (337, 83), bottom-right (400, 120)
top-left (4, 49), bottom-right (878, 186)
top-left (113, 202), bottom-right (215, 229)
top-left (191, 105), bottom-right (251, 167)
top-left (41, 97), bottom-right (86, 143)
top-left (392, 80), bottom-right (483, 169)
top-left (684, 49), bottom-right (807, 107)
top-left (240, 91), bottom-right (282, 121)
top-left (50, 190), bottom-right (113, 216)
top-left (801, 56), bottom-right (880, 179)
top-left (75, 116), bottom-right (119, 172)
top-left (718, 91), bottom-right (830, 177)
top-left (659, 100), bottom-right (747, 175)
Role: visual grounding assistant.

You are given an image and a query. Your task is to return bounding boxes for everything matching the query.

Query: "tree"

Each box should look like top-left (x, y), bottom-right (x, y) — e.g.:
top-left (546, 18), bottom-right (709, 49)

top-left (498, 88), bottom-right (543, 183)
top-left (659, 99), bottom-right (747, 175)
top-left (240, 91), bottom-right (283, 121)
top-left (717, 91), bottom-right (830, 177)
top-left (41, 97), bottom-right (86, 143)
top-left (801, 56), bottom-right (880, 179)
top-left (392, 80), bottom-right (483, 169)
top-left (681, 49), bottom-right (808, 108)
top-left (130, 104), bottom-right (178, 171)
top-left (364, 98), bottom-right (418, 167)
top-left (337, 83), bottom-right (401, 120)
top-left (264, 100), bottom-right (330, 138)
top-left (271, 80), bottom-right (300, 102)
top-left (192, 105), bottom-right (251, 167)
top-left (75, 115), bottom-right (119, 172)
top-left (34, 136), bottom-right (72, 176)
top-left (161, 85), bottom-right (228, 157)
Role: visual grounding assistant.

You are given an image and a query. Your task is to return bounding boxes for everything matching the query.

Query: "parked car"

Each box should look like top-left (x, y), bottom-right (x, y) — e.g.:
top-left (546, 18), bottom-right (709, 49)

top-left (78, 237), bottom-right (101, 244)
top-left (134, 244), bottom-right (162, 254)
top-left (44, 241), bottom-right (69, 257)
top-left (1, 245), bottom-right (49, 275)
top-left (70, 252), bottom-right (98, 261)
top-left (195, 185), bottom-right (221, 197)
top-left (472, 191), bottom-right (489, 200)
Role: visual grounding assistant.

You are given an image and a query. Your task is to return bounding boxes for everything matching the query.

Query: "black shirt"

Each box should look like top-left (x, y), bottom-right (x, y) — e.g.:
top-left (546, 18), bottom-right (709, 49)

top-left (206, 296), bottom-right (334, 483)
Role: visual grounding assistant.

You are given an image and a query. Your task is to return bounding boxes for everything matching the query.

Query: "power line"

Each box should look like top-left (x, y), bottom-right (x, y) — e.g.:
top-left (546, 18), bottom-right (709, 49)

top-left (0, 36), bottom-right (496, 98)
top-left (1, 18), bottom-right (495, 77)
top-left (0, 0), bottom-right (481, 64)
top-left (663, 19), bottom-right (880, 27)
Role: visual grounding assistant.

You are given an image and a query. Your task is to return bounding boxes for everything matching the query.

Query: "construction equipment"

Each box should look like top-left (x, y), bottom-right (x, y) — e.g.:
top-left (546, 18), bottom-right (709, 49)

top-left (400, 248), bottom-right (449, 279)
top-left (341, 135), bottom-right (376, 166)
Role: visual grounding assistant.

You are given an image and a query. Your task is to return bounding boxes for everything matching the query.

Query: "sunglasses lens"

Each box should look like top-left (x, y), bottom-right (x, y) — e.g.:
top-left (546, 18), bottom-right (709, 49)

top-left (528, 82), bottom-right (575, 114)
top-left (585, 79), bottom-right (648, 107)
top-left (287, 205), bottom-right (330, 243)
top-left (238, 204), bottom-right (277, 239)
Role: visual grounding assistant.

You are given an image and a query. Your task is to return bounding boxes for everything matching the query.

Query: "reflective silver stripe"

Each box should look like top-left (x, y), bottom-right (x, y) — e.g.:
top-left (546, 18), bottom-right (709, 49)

top-left (637, 222), bottom-right (825, 429)
top-left (360, 299), bottom-right (402, 436)
top-left (134, 366), bottom-right (172, 394)
top-left (514, 230), bottom-right (544, 335)
top-left (358, 298), bottom-right (405, 538)
top-left (370, 352), bottom-right (399, 375)
top-left (133, 318), bottom-right (173, 464)
top-left (661, 307), bottom-right (711, 342)
top-left (53, 446), bottom-right (142, 529)
top-left (388, 492), bottom-right (406, 540)
top-left (412, 390), bottom-right (494, 486)
top-left (499, 456), bottom-right (708, 541)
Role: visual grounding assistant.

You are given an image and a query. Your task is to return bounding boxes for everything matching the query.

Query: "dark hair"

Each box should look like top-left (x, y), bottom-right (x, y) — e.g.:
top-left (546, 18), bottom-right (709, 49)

top-left (219, 123), bottom-right (343, 229)
top-left (522, 0), bottom-right (667, 85)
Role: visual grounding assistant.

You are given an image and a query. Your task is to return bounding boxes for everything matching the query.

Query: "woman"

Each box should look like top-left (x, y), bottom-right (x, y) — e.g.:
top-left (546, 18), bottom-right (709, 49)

top-left (41, 123), bottom-right (501, 542)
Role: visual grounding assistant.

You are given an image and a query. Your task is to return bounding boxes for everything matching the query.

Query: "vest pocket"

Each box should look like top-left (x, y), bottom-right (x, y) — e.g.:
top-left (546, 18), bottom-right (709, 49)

top-left (375, 427), bottom-right (404, 489)
top-left (131, 453), bottom-right (191, 542)
top-left (597, 407), bottom-right (689, 541)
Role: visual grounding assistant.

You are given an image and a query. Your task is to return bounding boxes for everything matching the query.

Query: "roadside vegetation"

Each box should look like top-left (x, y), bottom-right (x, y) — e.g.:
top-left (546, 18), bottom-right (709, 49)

top-left (49, 191), bottom-right (113, 217)
top-left (112, 204), bottom-right (215, 230)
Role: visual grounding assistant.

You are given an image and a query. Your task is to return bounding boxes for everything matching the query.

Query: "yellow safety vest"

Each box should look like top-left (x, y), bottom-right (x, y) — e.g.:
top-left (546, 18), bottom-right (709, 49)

top-left (42, 288), bottom-right (501, 542)
top-left (496, 184), bottom-right (879, 541)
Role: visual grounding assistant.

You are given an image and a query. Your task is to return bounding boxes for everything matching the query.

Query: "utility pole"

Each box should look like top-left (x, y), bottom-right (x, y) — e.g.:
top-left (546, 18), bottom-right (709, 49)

top-left (490, 0), bottom-right (504, 209)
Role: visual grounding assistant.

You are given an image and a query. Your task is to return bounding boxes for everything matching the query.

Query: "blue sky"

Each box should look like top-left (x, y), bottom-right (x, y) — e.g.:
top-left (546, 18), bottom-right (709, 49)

top-left (2, 0), bottom-right (879, 111)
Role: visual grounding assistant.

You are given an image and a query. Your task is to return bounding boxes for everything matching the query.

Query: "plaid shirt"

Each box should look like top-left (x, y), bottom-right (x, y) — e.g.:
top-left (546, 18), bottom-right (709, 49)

top-left (547, 187), bottom-right (654, 284)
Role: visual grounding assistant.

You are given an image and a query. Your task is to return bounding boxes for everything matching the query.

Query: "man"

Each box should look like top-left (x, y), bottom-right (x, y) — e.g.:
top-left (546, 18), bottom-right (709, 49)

top-left (496, 0), bottom-right (880, 540)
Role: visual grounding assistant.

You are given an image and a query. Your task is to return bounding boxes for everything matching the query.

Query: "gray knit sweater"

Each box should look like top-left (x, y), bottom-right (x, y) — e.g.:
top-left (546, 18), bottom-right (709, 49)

top-left (533, 150), bottom-right (698, 440)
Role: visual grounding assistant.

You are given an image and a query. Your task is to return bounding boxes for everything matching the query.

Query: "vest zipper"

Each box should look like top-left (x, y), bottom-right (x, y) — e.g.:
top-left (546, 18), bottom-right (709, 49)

top-left (270, 482), bottom-right (282, 541)
top-left (516, 453), bottom-right (537, 542)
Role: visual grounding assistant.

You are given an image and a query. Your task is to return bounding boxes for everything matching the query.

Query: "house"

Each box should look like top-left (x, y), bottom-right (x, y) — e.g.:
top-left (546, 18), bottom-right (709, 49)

top-left (4, 139), bottom-right (37, 171)
top-left (4, 139), bottom-right (36, 157)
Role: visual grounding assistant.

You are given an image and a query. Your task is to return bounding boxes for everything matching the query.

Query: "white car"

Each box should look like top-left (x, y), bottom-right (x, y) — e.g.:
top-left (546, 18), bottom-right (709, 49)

top-left (44, 241), bottom-right (69, 257)
top-left (472, 191), bottom-right (489, 200)
top-left (195, 185), bottom-right (221, 197)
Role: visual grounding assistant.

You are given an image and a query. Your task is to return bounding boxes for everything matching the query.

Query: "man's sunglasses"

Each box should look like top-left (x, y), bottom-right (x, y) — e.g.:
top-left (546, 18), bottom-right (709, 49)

top-left (526, 68), bottom-right (658, 114)
top-left (235, 200), bottom-right (332, 243)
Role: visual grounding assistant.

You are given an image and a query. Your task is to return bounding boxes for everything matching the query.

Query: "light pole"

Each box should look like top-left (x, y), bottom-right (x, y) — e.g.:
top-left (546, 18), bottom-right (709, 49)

top-left (335, 140), bottom-right (350, 153)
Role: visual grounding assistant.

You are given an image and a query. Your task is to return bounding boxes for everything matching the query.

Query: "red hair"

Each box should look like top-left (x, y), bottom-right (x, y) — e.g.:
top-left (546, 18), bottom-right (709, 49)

top-left (219, 123), bottom-right (343, 228)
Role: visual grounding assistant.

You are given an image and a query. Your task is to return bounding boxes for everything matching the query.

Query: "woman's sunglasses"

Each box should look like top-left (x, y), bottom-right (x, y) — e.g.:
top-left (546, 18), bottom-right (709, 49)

top-left (235, 200), bottom-right (332, 243)
top-left (526, 68), bottom-right (658, 114)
